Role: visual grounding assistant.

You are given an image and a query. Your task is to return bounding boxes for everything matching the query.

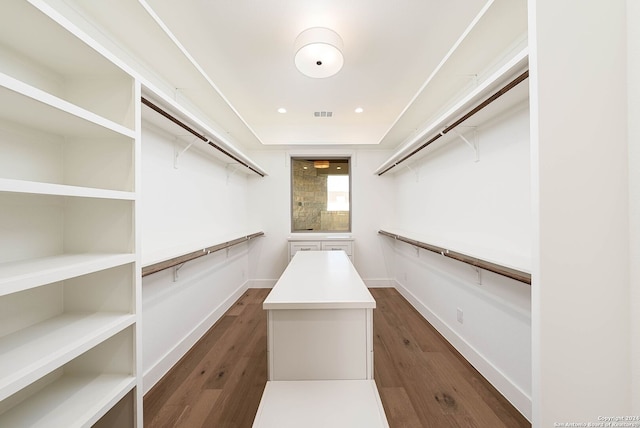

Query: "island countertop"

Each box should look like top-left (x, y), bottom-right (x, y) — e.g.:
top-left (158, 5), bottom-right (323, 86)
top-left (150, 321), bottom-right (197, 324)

top-left (263, 251), bottom-right (375, 310)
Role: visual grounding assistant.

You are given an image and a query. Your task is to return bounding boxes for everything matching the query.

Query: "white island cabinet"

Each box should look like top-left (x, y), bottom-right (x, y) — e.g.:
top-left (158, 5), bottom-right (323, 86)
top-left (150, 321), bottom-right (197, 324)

top-left (263, 251), bottom-right (375, 380)
top-left (256, 251), bottom-right (388, 428)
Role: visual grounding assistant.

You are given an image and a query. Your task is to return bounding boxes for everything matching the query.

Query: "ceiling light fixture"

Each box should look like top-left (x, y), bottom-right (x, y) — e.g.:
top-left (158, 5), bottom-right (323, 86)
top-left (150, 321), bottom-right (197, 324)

top-left (277, 107), bottom-right (287, 113)
top-left (313, 160), bottom-right (330, 169)
top-left (354, 107), bottom-right (364, 113)
top-left (294, 27), bottom-right (344, 79)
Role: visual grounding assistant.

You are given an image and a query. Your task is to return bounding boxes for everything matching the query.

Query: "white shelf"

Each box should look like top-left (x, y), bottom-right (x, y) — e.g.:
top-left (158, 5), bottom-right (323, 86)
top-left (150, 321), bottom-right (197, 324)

top-left (378, 0), bottom-right (527, 151)
top-left (0, 73), bottom-right (135, 139)
top-left (375, 47), bottom-right (528, 174)
top-left (0, 178), bottom-right (135, 200)
top-left (0, 373), bottom-right (136, 428)
top-left (0, 254), bottom-right (135, 297)
top-left (142, 88), bottom-right (267, 177)
top-left (0, 312), bottom-right (135, 401)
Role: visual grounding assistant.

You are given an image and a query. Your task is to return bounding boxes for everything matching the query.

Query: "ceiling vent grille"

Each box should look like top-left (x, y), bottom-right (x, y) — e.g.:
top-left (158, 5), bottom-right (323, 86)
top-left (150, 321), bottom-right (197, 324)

top-left (314, 111), bottom-right (333, 117)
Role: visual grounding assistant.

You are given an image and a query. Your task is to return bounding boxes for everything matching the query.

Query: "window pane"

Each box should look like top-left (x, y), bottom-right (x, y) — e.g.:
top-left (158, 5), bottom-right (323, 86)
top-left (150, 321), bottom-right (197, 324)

top-left (291, 158), bottom-right (350, 232)
top-left (327, 175), bottom-right (349, 211)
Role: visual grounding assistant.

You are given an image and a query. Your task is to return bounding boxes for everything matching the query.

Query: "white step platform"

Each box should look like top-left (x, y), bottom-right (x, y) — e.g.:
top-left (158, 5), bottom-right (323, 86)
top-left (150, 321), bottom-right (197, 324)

top-left (252, 380), bottom-right (389, 428)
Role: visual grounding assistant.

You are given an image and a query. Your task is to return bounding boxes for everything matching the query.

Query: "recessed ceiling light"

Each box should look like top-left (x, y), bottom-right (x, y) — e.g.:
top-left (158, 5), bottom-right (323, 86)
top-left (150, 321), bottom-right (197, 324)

top-left (354, 107), bottom-right (364, 113)
top-left (277, 108), bottom-right (287, 113)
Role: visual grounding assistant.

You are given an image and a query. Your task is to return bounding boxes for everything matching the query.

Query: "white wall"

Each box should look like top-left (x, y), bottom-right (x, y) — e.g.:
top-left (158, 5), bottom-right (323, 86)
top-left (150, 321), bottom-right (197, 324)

top-left (141, 123), bottom-right (257, 265)
top-left (529, 0), bottom-right (632, 425)
top-left (391, 100), bottom-right (531, 270)
top-left (380, 100), bottom-right (532, 419)
top-left (628, 0), bottom-right (640, 414)
top-left (140, 122), bottom-right (257, 392)
top-left (246, 149), bottom-right (396, 287)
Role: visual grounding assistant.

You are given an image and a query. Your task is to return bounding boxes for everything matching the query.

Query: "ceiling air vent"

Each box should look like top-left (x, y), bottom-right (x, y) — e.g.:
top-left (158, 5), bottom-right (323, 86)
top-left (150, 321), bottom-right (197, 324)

top-left (314, 111), bottom-right (333, 117)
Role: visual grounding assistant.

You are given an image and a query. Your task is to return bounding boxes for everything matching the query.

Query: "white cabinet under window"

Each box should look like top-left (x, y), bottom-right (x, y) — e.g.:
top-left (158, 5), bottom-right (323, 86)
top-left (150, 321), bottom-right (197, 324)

top-left (0, 0), bottom-right (141, 426)
top-left (288, 236), bottom-right (354, 262)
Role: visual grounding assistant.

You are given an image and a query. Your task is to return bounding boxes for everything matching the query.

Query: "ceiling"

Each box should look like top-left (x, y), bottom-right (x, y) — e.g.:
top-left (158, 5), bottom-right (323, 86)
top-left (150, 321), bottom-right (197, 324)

top-left (64, 0), bottom-right (527, 151)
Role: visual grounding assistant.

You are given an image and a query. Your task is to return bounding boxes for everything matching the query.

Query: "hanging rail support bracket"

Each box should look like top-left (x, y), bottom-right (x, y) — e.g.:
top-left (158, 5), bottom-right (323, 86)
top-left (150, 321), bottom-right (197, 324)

top-left (474, 266), bottom-right (482, 285)
top-left (173, 262), bottom-right (186, 282)
top-left (403, 163), bottom-right (419, 182)
top-left (174, 139), bottom-right (197, 169)
top-left (226, 163), bottom-right (241, 183)
top-left (452, 127), bottom-right (479, 162)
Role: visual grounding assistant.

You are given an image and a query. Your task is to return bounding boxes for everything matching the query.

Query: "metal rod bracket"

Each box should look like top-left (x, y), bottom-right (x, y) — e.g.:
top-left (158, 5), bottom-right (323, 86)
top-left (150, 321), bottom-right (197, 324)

top-left (226, 163), bottom-right (241, 183)
top-left (404, 163), bottom-right (419, 182)
top-left (174, 139), bottom-right (197, 169)
top-left (173, 263), bottom-right (186, 282)
top-left (474, 266), bottom-right (482, 285)
top-left (452, 127), bottom-right (479, 162)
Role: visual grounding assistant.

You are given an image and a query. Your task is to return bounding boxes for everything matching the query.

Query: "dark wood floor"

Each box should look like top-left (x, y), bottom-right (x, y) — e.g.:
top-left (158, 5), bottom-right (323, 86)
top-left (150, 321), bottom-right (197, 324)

top-left (144, 287), bottom-right (530, 428)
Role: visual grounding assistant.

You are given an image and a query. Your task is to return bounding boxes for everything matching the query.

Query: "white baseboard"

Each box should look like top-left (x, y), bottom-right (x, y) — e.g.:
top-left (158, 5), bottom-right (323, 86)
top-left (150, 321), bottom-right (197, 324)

top-left (364, 278), bottom-right (395, 288)
top-left (143, 281), bottom-right (250, 394)
top-left (248, 279), bottom-right (277, 288)
top-left (394, 280), bottom-right (532, 422)
top-left (249, 278), bottom-right (395, 289)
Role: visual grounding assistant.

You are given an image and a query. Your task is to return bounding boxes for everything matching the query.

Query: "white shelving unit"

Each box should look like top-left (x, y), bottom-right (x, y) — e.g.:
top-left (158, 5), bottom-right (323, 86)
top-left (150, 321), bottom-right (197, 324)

top-left (0, 0), bottom-right (141, 426)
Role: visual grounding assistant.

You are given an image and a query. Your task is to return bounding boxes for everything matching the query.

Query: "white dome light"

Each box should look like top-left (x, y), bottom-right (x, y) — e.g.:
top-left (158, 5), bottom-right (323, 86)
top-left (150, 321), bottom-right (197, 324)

top-left (294, 27), bottom-right (344, 79)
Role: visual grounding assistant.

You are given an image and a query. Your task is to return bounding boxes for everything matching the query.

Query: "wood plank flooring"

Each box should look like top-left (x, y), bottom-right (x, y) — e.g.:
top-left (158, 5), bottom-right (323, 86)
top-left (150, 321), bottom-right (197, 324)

top-left (144, 287), bottom-right (530, 428)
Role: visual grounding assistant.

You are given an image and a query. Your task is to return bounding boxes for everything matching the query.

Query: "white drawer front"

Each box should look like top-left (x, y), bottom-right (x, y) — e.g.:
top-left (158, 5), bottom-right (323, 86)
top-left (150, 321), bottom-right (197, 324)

top-left (321, 241), bottom-right (353, 255)
top-left (290, 241), bottom-right (322, 256)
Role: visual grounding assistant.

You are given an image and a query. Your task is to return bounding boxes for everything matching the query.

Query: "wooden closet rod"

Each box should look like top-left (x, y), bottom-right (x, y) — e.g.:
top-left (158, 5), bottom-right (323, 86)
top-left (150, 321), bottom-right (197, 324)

top-left (378, 230), bottom-right (531, 284)
top-left (141, 97), bottom-right (265, 177)
top-left (142, 232), bottom-right (265, 277)
top-left (378, 70), bottom-right (529, 176)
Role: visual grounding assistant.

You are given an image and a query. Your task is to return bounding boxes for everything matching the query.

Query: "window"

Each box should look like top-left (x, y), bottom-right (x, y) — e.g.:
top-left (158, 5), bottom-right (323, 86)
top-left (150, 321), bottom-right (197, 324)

top-left (327, 175), bottom-right (349, 211)
top-left (291, 157), bottom-right (350, 232)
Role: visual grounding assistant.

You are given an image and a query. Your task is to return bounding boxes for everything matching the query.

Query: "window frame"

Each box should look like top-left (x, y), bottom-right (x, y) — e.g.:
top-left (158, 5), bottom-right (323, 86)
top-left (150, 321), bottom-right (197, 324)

top-left (290, 156), bottom-right (352, 233)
